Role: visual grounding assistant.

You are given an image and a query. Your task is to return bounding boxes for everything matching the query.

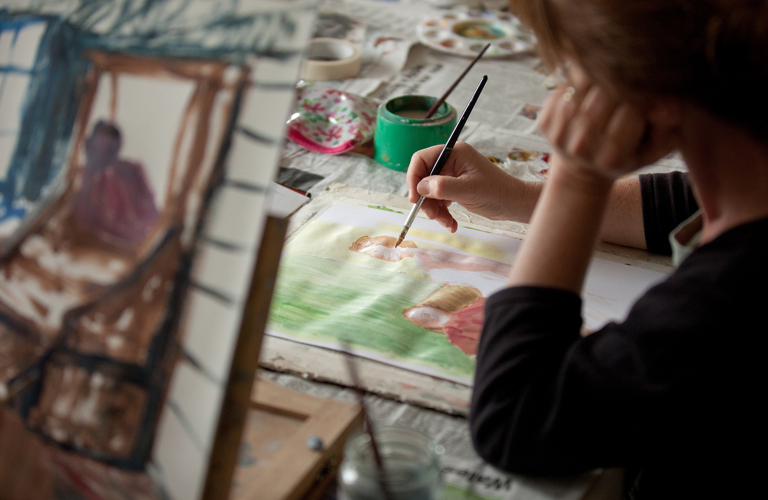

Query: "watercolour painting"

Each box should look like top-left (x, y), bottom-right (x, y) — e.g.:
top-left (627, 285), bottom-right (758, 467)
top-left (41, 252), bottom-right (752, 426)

top-left (0, 1), bottom-right (316, 498)
top-left (267, 201), bottom-right (668, 385)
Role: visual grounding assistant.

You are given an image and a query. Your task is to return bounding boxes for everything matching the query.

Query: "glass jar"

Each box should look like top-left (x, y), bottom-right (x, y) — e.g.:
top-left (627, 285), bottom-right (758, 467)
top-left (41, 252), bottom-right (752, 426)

top-left (338, 425), bottom-right (443, 500)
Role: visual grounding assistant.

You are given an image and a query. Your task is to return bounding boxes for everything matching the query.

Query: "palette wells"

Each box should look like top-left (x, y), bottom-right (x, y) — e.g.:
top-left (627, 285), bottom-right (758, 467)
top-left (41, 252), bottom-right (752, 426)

top-left (417, 10), bottom-right (534, 58)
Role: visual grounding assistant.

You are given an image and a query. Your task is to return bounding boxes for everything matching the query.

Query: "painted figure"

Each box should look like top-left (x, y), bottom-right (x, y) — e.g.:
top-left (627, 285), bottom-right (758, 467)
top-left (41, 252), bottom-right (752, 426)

top-left (402, 284), bottom-right (485, 355)
top-left (350, 235), bottom-right (508, 355)
top-left (74, 121), bottom-right (159, 250)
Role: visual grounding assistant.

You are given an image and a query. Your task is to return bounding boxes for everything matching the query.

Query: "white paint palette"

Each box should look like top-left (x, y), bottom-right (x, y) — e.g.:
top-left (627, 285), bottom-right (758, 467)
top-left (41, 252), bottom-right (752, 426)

top-left (417, 9), bottom-right (534, 58)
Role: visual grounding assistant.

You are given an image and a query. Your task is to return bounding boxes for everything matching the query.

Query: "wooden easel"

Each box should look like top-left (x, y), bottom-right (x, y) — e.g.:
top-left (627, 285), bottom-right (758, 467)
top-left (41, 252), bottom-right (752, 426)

top-left (202, 216), bottom-right (363, 500)
top-left (231, 375), bottom-right (363, 500)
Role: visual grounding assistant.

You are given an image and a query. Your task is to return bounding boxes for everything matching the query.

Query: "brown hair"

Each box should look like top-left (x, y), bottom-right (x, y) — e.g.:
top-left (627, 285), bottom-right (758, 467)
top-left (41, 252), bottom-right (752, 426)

top-left (511, 0), bottom-right (768, 141)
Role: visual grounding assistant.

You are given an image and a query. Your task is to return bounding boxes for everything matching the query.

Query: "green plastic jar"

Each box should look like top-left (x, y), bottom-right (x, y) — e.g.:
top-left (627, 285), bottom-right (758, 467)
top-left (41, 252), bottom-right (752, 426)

top-left (374, 96), bottom-right (457, 172)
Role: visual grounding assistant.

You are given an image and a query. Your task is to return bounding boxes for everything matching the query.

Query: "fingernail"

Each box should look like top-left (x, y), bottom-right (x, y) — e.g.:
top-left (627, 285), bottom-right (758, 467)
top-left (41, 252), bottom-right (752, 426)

top-left (417, 180), bottom-right (430, 195)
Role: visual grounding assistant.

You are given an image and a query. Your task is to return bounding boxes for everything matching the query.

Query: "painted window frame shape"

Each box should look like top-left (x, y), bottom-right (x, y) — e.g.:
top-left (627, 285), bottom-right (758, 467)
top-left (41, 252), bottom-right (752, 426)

top-left (0, 17), bottom-right (42, 224)
top-left (0, 14), bottom-right (87, 253)
top-left (9, 48), bottom-right (246, 470)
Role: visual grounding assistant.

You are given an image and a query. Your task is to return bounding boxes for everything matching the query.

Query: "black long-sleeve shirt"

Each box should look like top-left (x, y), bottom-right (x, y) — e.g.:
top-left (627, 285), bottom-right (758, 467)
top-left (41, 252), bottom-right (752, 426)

top-left (470, 172), bottom-right (765, 498)
top-left (639, 171), bottom-right (699, 254)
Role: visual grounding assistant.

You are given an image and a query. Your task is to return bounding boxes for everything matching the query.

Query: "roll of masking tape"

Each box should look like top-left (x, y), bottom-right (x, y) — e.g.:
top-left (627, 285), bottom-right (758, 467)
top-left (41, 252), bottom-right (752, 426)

top-left (301, 38), bottom-right (362, 81)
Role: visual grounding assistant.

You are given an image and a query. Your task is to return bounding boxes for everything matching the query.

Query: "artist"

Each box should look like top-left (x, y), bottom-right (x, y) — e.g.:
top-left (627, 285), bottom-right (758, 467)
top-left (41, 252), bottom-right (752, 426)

top-left (406, 0), bottom-right (766, 497)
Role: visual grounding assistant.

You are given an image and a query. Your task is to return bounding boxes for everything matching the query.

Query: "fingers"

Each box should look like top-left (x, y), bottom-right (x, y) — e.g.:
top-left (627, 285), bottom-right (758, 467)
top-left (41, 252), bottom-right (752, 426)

top-left (405, 141), bottom-right (522, 224)
top-left (406, 144), bottom-right (460, 231)
top-left (406, 144), bottom-right (446, 202)
top-left (538, 87), bottom-right (576, 147)
top-left (420, 198), bottom-right (459, 232)
top-left (538, 63), bottom-right (595, 143)
top-left (538, 65), bottom-right (654, 177)
top-left (567, 63), bottom-right (593, 95)
top-left (406, 143), bottom-right (470, 232)
top-left (566, 85), bottom-right (616, 159)
top-left (418, 177), bottom-right (458, 231)
top-left (595, 103), bottom-right (647, 170)
top-left (407, 141), bottom-right (482, 202)
top-left (416, 171), bottom-right (464, 203)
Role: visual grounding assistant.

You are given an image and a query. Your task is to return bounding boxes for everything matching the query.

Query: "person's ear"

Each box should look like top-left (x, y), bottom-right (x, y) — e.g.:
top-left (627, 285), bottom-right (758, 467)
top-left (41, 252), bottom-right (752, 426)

top-left (636, 98), bottom-right (683, 163)
top-left (645, 99), bottom-right (684, 153)
top-left (647, 99), bottom-right (682, 132)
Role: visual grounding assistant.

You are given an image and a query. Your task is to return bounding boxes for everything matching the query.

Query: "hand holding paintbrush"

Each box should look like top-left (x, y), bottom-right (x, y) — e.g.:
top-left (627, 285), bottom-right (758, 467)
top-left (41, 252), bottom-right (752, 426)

top-left (395, 75), bottom-right (488, 247)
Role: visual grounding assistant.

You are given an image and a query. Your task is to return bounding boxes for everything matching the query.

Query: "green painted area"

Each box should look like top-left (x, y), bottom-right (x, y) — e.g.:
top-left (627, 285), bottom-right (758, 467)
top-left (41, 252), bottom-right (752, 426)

top-left (269, 252), bottom-right (476, 379)
top-left (367, 204), bottom-right (404, 214)
top-left (460, 226), bottom-right (493, 234)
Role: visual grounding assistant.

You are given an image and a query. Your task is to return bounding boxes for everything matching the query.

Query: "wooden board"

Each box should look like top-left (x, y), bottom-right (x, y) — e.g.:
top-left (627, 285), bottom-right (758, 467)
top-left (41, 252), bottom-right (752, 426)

top-left (262, 335), bottom-right (473, 415)
top-left (205, 214), bottom-right (362, 500)
top-left (231, 375), bottom-right (363, 500)
top-left (259, 184), bottom-right (673, 415)
top-left (203, 216), bottom-right (289, 499)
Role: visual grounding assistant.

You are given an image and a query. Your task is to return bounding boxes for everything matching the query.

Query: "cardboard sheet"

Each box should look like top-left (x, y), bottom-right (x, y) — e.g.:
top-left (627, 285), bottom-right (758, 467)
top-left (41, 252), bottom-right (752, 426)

top-left (267, 198), bottom-right (668, 386)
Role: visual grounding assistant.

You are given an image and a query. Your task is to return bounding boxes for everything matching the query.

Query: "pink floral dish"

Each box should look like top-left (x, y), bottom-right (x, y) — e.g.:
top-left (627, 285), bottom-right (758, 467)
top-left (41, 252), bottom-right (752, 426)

top-left (287, 83), bottom-right (378, 155)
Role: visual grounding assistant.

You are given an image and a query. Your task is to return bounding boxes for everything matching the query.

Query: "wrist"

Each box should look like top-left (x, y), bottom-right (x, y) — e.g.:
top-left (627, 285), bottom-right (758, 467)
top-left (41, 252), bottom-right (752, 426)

top-left (490, 172), bottom-right (540, 223)
top-left (512, 180), bottom-right (542, 223)
top-left (507, 154), bottom-right (615, 292)
top-left (548, 153), bottom-right (615, 197)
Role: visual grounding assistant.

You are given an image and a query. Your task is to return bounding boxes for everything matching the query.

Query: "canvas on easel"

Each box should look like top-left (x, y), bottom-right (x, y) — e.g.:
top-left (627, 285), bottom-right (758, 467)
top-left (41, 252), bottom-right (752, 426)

top-left (0, 1), bottom-right (317, 498)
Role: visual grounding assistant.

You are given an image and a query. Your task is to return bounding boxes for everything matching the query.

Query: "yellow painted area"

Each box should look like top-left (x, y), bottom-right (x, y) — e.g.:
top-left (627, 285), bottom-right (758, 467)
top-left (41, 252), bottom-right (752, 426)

top-left (285, 219), bottom-right (430, 280)
top-left (401, 221), bottom-right (513, 263)
top-left (375, 220), bottom-right (403, 234)
top-left (284, 205), bottom-right (515, 283)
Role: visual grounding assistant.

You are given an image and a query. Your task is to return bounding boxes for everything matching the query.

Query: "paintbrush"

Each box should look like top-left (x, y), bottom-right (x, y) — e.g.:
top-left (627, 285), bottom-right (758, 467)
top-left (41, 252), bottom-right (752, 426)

top-left (341, 344), bottom-right (393, 500)
top-left (423, 43), bottom-right (490, 119)
top-left (395, 75), bottom-right (488, 248)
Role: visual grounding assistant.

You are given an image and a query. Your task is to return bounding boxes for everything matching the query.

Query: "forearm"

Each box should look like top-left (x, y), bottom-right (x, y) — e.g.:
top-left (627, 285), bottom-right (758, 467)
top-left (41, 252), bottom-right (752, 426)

top-left (507, 176), bottom-right (646, 250)
top-left (409, 142), bottom-right (647, 250)
top-left (599, 177), bottom-right (646, 249)
top-left (507, 157), bottom-right (614, 292)
top-left (471, 286), bottom-right (584, 473)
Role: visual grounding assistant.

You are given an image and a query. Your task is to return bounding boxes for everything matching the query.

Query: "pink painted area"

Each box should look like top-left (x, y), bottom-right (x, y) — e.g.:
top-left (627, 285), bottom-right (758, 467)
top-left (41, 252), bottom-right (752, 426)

top-left (74, 121), bottom-right (159, 249)
top-left (350, 236), bottom-right (509, 278)
top-left (412, 250), bottom-right (510, 276)
top-left (349, 236), bottom-right (417, 262)
top-left (350, 236), bottom-right (497, 356)
top-left (443, 297), bottom-right (485, 356)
